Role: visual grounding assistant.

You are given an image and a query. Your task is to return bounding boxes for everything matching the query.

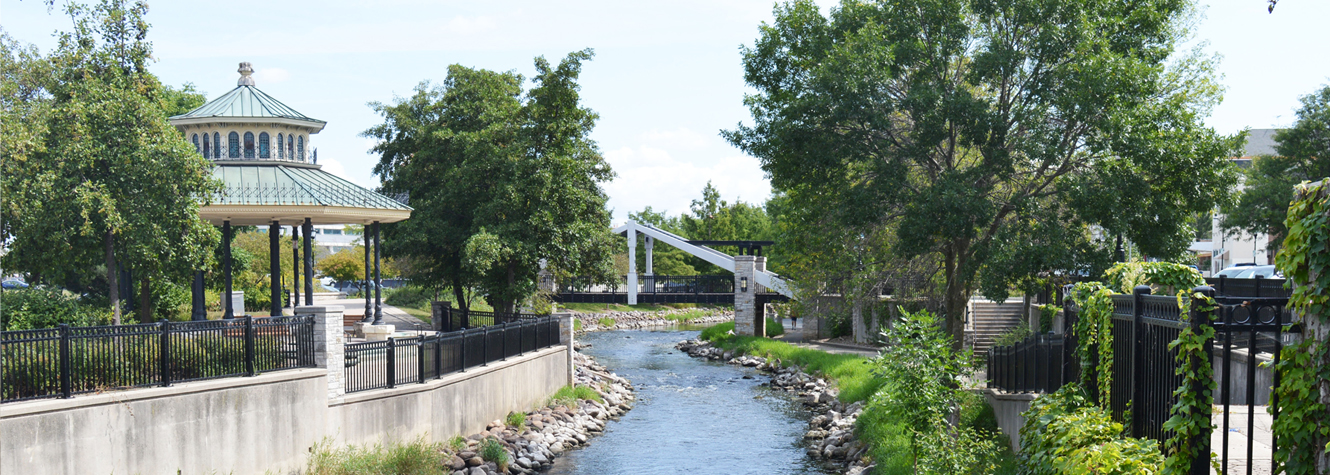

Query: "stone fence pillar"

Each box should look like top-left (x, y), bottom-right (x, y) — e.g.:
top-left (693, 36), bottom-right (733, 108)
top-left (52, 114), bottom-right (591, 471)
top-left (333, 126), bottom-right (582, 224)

top-left (555, 311), bottom-right (575, 386)
top-left (299, 305), bottom-right (345, 400)
top-left (734, 255), bottom-right (759, 336)
top-left (431, 301), bottom-right (453, 332)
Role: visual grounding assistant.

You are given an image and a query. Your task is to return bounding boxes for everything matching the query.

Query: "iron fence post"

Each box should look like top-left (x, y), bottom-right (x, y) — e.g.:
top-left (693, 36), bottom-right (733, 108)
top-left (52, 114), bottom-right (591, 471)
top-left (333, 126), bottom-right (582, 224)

top-left (59, 324), bottom-right (72, 399)
top-left (459, 329), bottom-right (468, 373)
top-left (418, 337), bottom-right (426, 384)
top-left (160, 320), bottom-right (172, 387)
top-left (434, 334), bottom-right (442, 380)
top-left (386, 337), bottom-right (396, 389)
top-left (244, 316), bottom-right (255, 377)
top-left (502, 322), bottom-right (508, 361)
top-left (1131, 285), bottom-right (1150, 437)
top-left (1189, 285), bottom-right (1216, 475)
top-left (482, 326), bottom-right (490, 366)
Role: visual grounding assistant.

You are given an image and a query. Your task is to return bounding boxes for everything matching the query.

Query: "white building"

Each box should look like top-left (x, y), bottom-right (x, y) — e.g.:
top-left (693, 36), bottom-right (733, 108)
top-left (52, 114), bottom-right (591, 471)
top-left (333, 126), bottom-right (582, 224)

top-left (1193, 129), bottom-right (1280, 275)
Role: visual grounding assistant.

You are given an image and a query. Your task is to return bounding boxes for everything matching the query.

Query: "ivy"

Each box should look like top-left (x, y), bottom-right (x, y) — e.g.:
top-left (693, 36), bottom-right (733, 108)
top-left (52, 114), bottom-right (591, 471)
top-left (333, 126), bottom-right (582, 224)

top-left (1103, 261), bottom-right (1205, 296)
top-left (1161, 290), bottom-right (1219, 474)
top-left (1271, 178), bottom-right (1330, 474)
top-left (1070, 282), bottom-right (1115, 408)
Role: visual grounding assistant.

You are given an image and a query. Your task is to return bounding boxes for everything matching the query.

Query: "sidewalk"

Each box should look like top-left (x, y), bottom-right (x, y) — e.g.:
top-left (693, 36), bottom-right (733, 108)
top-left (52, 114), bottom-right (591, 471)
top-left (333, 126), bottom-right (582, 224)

top-left (308, 295), bottom-right (430, 330)
top-left (772, 318), bottom-right (882, 357)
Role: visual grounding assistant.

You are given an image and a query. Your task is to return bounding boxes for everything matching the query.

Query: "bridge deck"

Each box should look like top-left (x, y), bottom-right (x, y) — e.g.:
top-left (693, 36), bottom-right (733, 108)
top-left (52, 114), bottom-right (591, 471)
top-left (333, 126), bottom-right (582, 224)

top-left (555, 292), bottom-right (788, 305)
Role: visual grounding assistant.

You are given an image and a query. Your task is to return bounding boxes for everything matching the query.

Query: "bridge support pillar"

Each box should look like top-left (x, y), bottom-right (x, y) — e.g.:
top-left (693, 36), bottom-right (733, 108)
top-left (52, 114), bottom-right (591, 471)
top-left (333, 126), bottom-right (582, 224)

top-left (734, 255), bottom-right (763, 336)
top-left (627, 228), bottom-right (638, 305)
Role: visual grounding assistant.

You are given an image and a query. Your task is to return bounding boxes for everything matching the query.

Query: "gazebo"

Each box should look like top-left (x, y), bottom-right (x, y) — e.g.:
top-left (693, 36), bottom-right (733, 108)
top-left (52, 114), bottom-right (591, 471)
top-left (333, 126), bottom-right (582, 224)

top-left (169, 62), bottom-right (411, 326)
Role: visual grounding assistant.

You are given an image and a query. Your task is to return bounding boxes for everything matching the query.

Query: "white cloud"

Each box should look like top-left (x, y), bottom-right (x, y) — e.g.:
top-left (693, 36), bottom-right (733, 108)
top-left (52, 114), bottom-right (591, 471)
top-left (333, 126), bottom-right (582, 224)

top-left (640, 127), bottom-right (714, 150)
top-left (253, 67), bottom-right (291, 84)
top-left (603, 145), bottom-right (770, 224)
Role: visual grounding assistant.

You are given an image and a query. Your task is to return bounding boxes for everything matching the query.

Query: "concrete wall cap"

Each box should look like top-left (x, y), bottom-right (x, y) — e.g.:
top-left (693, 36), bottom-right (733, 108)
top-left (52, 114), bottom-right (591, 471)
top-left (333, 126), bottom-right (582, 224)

top-left (295, 305), bottom-right (345, 313)
top-left (1, 369), bottom-right (325, 419)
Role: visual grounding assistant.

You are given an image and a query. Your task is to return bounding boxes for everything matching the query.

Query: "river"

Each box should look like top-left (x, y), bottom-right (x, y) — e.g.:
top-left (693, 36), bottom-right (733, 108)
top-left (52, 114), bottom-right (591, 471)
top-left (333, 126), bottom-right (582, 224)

top-left (545, 328), bottom-right (836, 475)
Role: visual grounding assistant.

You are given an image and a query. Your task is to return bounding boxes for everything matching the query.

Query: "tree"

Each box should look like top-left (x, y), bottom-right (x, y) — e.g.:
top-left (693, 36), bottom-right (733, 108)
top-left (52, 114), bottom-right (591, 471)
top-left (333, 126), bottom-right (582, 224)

top-left (0, 1), bottom-right (220, 324)
top-left (316, 247), bottom-right (365, 289)
top-left (1222, 86), bottom-right (1330, 258)
top-left (367, 50), bottom-right (615, 314)
top-left (725, 0), bottom-right (1240, 346)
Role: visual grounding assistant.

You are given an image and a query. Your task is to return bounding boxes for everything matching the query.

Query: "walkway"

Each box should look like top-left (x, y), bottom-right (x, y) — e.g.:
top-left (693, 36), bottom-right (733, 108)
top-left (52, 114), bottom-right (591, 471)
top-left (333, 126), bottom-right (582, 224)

top-left (309, 295), bottom-right (430, 330)
top-left (772, 317), bottom-right (881, 357)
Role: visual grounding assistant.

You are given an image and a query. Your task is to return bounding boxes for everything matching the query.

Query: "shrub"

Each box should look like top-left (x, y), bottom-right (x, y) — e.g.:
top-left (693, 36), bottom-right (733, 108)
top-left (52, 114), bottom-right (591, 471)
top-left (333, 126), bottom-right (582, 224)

top-left (1018, 385), bottom-right (1163, 474)
top-left (765, 317), bottom-right (784, 336)
top-left (384, 286), bottom-right (429, 309)
top-left (548, 384), bottom-right (603, 406)
top-left (1, 288), bottom-right (112, 330)
top-left (305, 436), bottom-right (444, 475)
top-left (446, 435), bottom-right (466, 454)
top-left (479, 437), bottom-right (508, 466)
top-left (992, 322), bottom-right (1032, 347)
top-left (506, 411), bottom-right (526, 428)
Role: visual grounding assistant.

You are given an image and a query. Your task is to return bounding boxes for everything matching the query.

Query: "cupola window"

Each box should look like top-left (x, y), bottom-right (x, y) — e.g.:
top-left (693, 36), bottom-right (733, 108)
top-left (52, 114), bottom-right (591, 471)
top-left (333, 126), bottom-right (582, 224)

top-left (298, 136), bottom-right (305, 160)
top-left (192, 134), bottom-right (200, 154)
top-left (276, 133), bottom-right (284, 159)
top-left (212, 132), bottom-right (221, 159)
top-left (243, 132), bottom-right (255, 158)
top-left (287, 135), bottom-right (294, 159)
top-left (228, 132), bottom-right (240, 158)
top-left (259, 132), bottom-right (270, 158)
top-left (202, 134), bottom-right (210, 157)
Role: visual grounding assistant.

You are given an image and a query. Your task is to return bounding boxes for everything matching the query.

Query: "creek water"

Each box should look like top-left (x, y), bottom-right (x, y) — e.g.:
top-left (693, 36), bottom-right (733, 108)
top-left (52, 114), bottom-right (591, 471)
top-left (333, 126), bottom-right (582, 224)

top-left (545, 328), bottom-right (836, 475)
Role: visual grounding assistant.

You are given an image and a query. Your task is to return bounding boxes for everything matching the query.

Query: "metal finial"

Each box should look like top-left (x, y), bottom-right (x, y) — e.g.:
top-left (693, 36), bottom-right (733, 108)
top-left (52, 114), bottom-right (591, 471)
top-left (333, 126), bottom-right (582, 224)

top-left (237, 62), bottom-right (255, 86)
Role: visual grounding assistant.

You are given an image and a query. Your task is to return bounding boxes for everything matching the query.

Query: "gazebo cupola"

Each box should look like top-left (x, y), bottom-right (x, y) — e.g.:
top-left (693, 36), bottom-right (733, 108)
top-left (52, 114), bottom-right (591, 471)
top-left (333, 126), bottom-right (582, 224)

top-left (170, 62), bottom-right (411, 326)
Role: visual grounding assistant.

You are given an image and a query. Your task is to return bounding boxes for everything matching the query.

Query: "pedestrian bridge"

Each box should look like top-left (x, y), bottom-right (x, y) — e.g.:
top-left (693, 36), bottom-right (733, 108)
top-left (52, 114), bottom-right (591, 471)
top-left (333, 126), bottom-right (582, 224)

top-left (550, 221), bottom-right (792, 335)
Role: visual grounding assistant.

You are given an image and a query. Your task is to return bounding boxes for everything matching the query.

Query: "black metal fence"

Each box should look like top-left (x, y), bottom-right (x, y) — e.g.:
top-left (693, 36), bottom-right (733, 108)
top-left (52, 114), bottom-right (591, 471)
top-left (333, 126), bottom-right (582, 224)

top-left (1206, 275), bottom-right (1291, 298)
top-left (987, 286), bottom-right (1297, 474)
top-left (437, 307), bottom-right (549, 333)
top-left (344, 315), bottom-right (560, 394)
top-left (1, 316), bottom-right (316, 403)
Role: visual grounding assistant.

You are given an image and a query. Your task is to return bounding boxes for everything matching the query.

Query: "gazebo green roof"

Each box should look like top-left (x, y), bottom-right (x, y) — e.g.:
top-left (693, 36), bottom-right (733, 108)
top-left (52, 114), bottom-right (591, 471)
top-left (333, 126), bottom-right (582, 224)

top-left (201, 162), bottom-right (411, 226)
top-left (170, 85), bottom-right (326, 126)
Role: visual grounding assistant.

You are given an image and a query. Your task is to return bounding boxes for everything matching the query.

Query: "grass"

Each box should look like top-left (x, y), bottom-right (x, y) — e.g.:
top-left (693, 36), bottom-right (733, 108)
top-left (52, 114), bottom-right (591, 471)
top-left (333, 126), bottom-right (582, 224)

top-left (697, 317), bottom-right (785, 339)
top-left (506, 411), bottom-right (526, 428)
top-left (573, 319), bottom-right (582, 331)
top-left (479, 437), bottom-right (508, 466)
top-left (548, 384), bottom-right (604, 406)
top-left (597, 317), bottom-right (616, 327)
top-left (305, 436), bottom-right (445, 475)
top-left (446, 435), bottom-right (465, 453)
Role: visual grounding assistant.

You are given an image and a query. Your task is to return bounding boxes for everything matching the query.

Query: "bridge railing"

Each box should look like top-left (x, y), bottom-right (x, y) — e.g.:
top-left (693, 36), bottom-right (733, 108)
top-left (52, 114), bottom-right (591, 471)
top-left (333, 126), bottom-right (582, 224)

top-left (555, 275), bottom-right (736, 295)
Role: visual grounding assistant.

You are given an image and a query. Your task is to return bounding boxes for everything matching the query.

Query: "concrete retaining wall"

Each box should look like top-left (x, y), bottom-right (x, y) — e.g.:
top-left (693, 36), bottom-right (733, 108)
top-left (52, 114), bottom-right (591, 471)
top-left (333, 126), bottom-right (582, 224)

top-left (982, 389), bottom-right (1037, 452)
top-left (2, 344), bottom-right (570, 475)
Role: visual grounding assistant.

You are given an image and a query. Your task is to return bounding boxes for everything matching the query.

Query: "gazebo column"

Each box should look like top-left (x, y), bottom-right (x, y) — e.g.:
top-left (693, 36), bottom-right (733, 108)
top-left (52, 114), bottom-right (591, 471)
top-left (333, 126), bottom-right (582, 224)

top-left (362, 227), bottom-right (372, 323)
top-left (223, 220), bottom-right (234, 319)
top-left (191, 270), bottom-right (206, 321)
top-left (269, 220), bottom-right (282, 316)
top-left (372, 221), bottom-right (383, 325)
top-left (292, 225), bottom-right (300, 309)
top-left (303, 218), bottom-right (314, 305)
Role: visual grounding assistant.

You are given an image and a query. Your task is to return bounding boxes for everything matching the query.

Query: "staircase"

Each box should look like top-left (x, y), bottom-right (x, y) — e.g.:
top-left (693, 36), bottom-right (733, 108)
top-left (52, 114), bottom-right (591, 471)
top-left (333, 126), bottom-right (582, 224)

top-left (968, 299), bottom-right (1026, 356)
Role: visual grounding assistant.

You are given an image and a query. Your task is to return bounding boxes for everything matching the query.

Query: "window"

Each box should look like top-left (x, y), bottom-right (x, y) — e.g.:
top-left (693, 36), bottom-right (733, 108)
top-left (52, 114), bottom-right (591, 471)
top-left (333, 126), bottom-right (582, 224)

top-left (258, 132), bottom-right (270, 158)
top-left (287, 135), bottom-right (294, 159)
top-left (243, 132), bottom-right (255, 158)
top-left (213, 132), bottom-right (221, 159)
top-left (202, 134), bottom-right (210, 157)
top-left (192, 134), bottom-right (200, 154)
top-left (277, 133), bottom-right (284, 159)
top-left (297, 136), bottom-right (305, 160)
top-left (228, 132), bottom-right (240, 158)
top-left (324, 229), bottom-right (342, 235)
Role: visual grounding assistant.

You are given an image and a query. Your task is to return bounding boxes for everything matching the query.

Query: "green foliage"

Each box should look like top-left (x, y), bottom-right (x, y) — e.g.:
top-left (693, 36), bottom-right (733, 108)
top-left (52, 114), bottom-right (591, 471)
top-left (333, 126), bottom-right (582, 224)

top-left (701, 326), bottom-right (883, 403)
top-left (1102, 261), bottom-right (1204, 296)
top-left (1161, 290), bottom-right (1218, 474)
top-left (446, 436), bottom-right (466, 454)
top-left (505, 411), bottom-right (526, 428)
top-left (993, 322), bottom-right (1032, 348)
top-left (316, 247), bottom-right (365, 287)
top-left (596, 317), bottom-right (616, 328)
top-left (1038, 305), bottom-right (1058, 334)
top-left (305, 436), bottom-right (445, 475)
top-left (1271, 178), bottom-right (1330, 474)
top-left (548, 384), bottom-right (603, 406)
top-left (1018, 385), bottom-right (1164, 474)
top-left (1070, 282), bottom-right (1115, 407)
top-left (385, 286), bottom-right (430, 309)
top-left (764, 317), bottom-right (784, 336)
top-left (724, 0), bottom-right (1240, 346)
top-left (366, 49), bottom-right (616, 315)
top-left (1, 288), bottom-right (112, 330)
top-left (0, 1), bottom-right (221, 323)
top-left (1223, 86), bottom-right (1330, 254)
top-left (479, 437), bottom-right (508, 466)
top-left (699, 321), bottom-right (735, 341)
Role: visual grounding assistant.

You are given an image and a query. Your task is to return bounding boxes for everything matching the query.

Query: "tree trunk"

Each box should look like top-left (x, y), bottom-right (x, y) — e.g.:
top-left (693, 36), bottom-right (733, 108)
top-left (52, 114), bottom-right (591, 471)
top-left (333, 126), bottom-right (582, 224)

top-left (503, 260), bottom-right (517, 314)
top-left (106, 230), bottom-right (120, 325)
top-left (452, 282), bottom-right (468, 314)
top-left (139, 275), bottom-right (151, 322)
top-left (851, 282), bottom-right (867, 344)
top-left (942, 243), bottom-right (971, 351)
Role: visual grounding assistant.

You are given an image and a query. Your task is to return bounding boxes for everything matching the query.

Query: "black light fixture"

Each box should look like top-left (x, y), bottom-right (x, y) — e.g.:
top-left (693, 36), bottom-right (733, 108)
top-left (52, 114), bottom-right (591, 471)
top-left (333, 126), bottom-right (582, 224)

top-left (741, 277), bottom-right (749, 292)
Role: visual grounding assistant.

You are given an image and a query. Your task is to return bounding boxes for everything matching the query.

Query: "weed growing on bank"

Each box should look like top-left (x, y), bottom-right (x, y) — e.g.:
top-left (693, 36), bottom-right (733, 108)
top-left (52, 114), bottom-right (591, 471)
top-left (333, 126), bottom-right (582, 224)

top-left (548, 384), bottom-right (603, 406)
top-left (305, 436), bottom-right (445, 475)
top-left (506, 411), bottom-right (526, 428)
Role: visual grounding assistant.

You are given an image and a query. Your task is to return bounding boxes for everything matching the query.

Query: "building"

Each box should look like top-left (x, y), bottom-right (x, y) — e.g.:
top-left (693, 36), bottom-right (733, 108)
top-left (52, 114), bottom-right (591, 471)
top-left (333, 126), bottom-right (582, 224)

top-left (1192, 129), bottom-right (1280, 274)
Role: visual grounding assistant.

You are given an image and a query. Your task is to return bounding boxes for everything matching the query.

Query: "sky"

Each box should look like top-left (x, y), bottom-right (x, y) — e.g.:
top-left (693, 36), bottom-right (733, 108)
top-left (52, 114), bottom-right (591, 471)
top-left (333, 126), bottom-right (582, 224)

top-left (3, 0), bottom-right (1328, 224)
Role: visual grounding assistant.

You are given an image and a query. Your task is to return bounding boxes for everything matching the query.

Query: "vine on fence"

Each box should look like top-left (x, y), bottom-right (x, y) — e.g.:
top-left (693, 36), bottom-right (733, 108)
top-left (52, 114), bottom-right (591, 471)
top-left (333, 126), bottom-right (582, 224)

top-left (1272, 178), bottom-right (1330, 474)
top-left (1103, 261), bottom-right (1205, 296)
top-left (1161, 289), bottom-right (1218, 474)
top-left (1070, 282), bottom-right (1114, 408)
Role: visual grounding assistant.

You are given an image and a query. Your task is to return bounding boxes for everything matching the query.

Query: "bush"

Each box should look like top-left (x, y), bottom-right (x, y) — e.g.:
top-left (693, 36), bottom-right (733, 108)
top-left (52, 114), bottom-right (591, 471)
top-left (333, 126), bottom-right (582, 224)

top-left (1, 288), bottom-right (112, 330)
top-left (1018, 385), bottom-right (1163, 474)
top-left (479, 437), bottom-right (508, 466)
top-left (506, 411), bottom-right (526, 428)
top-left (306, 436), bottom-right (445, 475)
top-left (548, 384), bottom-right (603, 406)
top-left (765, 316), bottom-right (784, 336)
top-left (384, 285), bottom-right (429, 309)
top-left (992, 322), bottom-right (1032, 347)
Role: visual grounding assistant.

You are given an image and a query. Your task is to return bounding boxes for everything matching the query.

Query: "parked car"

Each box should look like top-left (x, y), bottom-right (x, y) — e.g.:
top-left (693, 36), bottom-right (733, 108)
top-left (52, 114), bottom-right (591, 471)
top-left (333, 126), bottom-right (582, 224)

top-left (1, 278), bottom-right (29, 289)
top-left (1232, 265), bottom-right (1281, 279)
top-left (1214, 263), bottom-right (1259, 278)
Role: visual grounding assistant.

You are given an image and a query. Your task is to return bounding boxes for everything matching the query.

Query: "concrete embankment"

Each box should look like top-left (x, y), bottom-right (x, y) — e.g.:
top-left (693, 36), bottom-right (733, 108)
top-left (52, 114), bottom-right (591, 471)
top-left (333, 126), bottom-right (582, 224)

top-left (445, 350), bottom-right (635, 475)
top-left (571, 308), bottom-right (732, 332)
top-left (675, 339), bottom-right (874, 475)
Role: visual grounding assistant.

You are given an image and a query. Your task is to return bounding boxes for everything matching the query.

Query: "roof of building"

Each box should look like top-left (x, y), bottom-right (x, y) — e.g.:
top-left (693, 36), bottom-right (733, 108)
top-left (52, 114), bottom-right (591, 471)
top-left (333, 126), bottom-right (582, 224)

top-left (199, 163), bottom-right (411, 225)
top-left (1242, 129), bottom-right (1281, 157)
top-left (169, 62), bottom-right (325, 126)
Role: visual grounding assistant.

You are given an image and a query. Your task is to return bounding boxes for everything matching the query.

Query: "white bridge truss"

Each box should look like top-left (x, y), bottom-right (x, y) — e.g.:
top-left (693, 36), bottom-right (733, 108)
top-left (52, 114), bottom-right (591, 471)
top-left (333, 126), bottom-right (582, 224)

top-left (612, 220), bottom-right (793, 304)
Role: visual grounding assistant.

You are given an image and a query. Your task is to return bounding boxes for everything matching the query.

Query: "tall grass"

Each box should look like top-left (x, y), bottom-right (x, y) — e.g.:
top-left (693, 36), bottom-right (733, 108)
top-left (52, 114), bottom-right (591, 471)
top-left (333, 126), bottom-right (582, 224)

top-left (548, 384), bottom-right (603, 406)
top-left (305, 436), bottom-right (445, 475)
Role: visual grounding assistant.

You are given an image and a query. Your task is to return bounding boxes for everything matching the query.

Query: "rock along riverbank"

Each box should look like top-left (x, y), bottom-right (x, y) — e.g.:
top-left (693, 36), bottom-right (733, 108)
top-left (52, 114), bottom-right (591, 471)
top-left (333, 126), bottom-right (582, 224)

top-left (569, 308), bottom-right (732, 332)
top-left (446, 350), bottom-right (634, 475)
top-left (675, 339), bottom-right (875, 475)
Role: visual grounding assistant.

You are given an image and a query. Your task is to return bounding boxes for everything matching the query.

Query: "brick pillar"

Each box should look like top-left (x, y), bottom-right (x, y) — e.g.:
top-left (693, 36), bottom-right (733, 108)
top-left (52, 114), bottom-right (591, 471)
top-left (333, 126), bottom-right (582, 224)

top-left (555, 311), bottom-right (575, 386)
top-left (301, 305), bottom-right (345, 400)
top-left (734, 256), bottom-right (758, 336)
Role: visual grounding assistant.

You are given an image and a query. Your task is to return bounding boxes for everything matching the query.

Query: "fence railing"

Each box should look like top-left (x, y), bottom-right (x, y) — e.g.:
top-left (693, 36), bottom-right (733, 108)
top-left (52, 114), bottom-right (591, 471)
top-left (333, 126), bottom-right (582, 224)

top-left (987, 286), bottom-right (1296, 474)
top-left (437, 307), bottom-right (550, 333)
top-left (1205, 275), bottom-right (1290, 298)
top-left (1, 316), bottom-right (316, 403)
top-left (344, 316), bottom-right (559, 394)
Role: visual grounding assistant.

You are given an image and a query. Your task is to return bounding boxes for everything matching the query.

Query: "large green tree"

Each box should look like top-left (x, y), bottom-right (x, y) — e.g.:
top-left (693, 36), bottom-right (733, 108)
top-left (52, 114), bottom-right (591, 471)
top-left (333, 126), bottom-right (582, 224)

top-left (367, 50), bottom-right (615, 314)
top-left (1222, 86), bottom-right (1330, 257)
top-left (724, 0), bottom-right (1240, 345)
top-left (1, 1), bottom-right (220, 324)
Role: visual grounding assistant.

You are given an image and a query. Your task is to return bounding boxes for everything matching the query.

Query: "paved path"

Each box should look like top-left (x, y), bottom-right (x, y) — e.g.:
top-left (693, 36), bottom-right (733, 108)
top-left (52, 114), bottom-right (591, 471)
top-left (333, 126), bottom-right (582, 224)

top-left (771, 317), bottom-right (882, 357)
top-left (309, 296), bottom-right (430, 330)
